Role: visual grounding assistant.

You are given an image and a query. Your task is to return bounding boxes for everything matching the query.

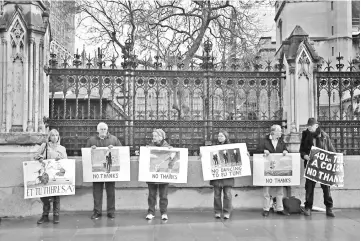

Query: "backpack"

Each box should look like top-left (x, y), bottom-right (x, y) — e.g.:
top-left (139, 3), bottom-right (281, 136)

top-left (282, 196), bottom-right (302, 214)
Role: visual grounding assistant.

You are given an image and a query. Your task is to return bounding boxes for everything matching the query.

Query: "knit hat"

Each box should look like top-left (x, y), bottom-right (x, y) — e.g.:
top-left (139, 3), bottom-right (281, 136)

top-left (307, 118), bottom-right (318, 126)
top-left (153, 129), bottom-right (166, 140)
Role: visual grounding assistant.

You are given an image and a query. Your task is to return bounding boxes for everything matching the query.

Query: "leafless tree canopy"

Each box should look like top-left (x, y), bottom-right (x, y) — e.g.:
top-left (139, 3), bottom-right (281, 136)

top-left (76, 0), bottom-right (273, 69)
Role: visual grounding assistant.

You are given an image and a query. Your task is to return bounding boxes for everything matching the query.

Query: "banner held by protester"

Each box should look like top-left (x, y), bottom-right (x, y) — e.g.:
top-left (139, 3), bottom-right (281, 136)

top-left (304, 146), bottom-right (344, 187)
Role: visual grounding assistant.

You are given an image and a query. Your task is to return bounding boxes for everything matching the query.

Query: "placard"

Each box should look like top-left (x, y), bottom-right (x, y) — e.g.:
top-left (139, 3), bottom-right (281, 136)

top-left (81, 147), bottom-right (130, 182)
top-left (138, 146), bottom-right (188, 183)
top-left (23, 159), bottom-right (75, 199)
top-left (304, 146), bottom-right (344, 187)
top-left (200, 143), bottom-right (251, 181)
top-left (253, 153), bottom-right (300, 186)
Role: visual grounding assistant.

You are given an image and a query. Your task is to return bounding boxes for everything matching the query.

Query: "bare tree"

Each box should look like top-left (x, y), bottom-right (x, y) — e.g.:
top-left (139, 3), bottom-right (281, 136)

top-left (76, 0), bottom-right (273, 69)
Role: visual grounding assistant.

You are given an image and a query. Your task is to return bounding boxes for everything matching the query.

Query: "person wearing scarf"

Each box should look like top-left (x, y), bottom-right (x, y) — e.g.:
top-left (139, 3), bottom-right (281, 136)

top-left (256, 125), bottom-right (289, 217)
top-left (210, 130), bottom-right (234, 219)
top-left (300, 118), bottom-right (336, 217)
top-left (34, 129), bottom-right (67, 224)
top-left (146, 129), bottom-right (171, 221)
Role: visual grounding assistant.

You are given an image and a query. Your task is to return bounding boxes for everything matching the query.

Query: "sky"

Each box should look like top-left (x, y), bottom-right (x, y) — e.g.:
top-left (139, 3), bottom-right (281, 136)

top-left (74, 3), bottom-right (276, 58)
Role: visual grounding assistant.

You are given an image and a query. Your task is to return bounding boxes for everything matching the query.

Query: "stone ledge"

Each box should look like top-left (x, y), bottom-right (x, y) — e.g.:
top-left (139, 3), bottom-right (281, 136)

top-left (0, 133), bottom-right (47, 145)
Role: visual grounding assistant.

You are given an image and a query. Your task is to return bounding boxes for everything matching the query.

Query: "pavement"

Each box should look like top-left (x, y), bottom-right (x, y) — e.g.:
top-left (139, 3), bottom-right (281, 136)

top-left (0, 209), bottom-right (359, 241)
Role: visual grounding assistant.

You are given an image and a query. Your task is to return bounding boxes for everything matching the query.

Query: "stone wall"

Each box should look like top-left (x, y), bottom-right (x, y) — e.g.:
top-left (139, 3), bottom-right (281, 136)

top-left (0, 145), bottom-right (359, 217)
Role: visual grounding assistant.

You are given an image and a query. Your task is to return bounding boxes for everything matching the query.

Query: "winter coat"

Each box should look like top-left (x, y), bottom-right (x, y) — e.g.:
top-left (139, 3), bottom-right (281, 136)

top-left (35, 142), bottom-right (68, 160)
top-left (86, 133), bottom-right (122, 148)
top-left (299, 129), bottom-right (336, 168)
top-left (210, 141), bottom-right (235, 188)
top-left (147, 140), bottom-right (171, 185)
top-left (256, 134), bottom-right (288, 154)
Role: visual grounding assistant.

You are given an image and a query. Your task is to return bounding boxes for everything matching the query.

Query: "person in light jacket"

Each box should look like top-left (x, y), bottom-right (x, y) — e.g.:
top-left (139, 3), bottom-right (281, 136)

top-left (34, 129), bottom-right (67, 224)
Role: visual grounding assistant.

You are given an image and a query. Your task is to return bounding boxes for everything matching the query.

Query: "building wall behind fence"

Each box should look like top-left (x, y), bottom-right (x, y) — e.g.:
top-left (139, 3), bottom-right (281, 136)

top-left (0, 145), bottom-right (358, 217)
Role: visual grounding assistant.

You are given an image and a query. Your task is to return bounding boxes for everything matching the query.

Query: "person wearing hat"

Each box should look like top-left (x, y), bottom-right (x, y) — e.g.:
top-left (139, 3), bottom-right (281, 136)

top-left (256, 124), bottom-right (289, 217)
top-left (146, 129), bottom-right (172, 221)
top-left (210, 130), bottom-right (234, 219)
top-left (299, 118), bottom-right (336, 217)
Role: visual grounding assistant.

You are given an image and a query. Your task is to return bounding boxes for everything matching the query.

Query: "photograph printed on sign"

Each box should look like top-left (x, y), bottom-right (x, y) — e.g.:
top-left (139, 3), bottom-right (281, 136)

top-left (150, 150), bottom-right (180, 173)
top-left (210, 148), bottom-right (242, 168)
top-left (24, 160), bottom-right (73, 188)
top-left (91, 148), bottom-right (120, 173)
top-left (264, 154), bottom-right (292, 176)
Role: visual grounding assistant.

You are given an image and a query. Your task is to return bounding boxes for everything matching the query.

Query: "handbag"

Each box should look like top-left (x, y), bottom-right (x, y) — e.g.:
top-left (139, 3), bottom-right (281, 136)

top-left (282, 196), bottom-right (302, 214)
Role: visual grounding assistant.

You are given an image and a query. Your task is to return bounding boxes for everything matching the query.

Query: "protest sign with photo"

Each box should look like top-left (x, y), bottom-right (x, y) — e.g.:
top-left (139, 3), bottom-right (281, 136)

top-left (138, 146), bottom-right (188, 183)
top-left (253, 153), bottom-right (300, 186)
top-left (81, 146), bottom-right (130, 182)
top-left (304, 146), bottom-right (344, 187)
top-left (200, 143), bottom-right (251, 181)
top-left (23, 159), bottom-right (75, 199)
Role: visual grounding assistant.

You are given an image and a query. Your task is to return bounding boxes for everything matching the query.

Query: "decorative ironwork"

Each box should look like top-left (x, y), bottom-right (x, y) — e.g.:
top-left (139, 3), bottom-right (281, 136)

top-left (316, 53), bottom-right (360, 155)
top-left (45, 39), bottom-right (287, 156)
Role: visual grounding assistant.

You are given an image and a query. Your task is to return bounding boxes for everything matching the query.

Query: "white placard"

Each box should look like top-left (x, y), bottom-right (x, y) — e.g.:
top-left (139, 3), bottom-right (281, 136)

top-left (81, 147), bottom-right (130, 182)
top-left (253, 153), bottom-right (301, 186)
top-left (138, 146), bottom-right (188, 183)
top-left (23, 159), bottom-right (75, 199)
top-left (200, 143), bottom-right (251, 181)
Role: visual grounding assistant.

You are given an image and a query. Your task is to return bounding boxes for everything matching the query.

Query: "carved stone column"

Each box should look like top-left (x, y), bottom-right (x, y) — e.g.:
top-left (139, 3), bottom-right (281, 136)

top-left (27, 36), bottom-right (34, 132)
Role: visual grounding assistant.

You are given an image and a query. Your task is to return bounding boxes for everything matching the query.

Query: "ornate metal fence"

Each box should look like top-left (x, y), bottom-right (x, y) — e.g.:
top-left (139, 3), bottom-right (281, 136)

top-left (315, 53), bottom-right (360, 155)
top-left (45, 41), bottom-right (286, 156)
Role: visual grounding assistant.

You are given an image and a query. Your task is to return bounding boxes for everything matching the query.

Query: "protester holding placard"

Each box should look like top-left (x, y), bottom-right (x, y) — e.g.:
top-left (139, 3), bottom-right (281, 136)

top-left (145, 129), bottom-right (171, 221)
top-left (86, 122), bottom-right (122, 220)
top-left (256, 125), bottom-right (289, 217)
top-left (299, 118), bottom-right (336, 217)
top-left (210, 130), bottom-right (234, 219)
top-left (33, 129), bottom-right (67, 224)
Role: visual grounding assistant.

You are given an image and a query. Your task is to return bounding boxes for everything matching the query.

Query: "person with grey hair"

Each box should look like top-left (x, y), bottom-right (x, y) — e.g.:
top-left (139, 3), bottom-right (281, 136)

top-left (34, 129), bottom-right (67, 224)
top-left (256, 124), bottom-right (289, 217)
top-left (86, 122), bottom-right (122, 220)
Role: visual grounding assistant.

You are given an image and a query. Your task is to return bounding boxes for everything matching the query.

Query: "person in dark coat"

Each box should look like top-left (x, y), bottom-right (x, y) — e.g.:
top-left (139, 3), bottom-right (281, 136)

top-left (256, 124), bottom-right (289, 217)
top-left (146, 129), bottom-right (171, 221)
top-left (210, 130), bottom-right (234, 219)
top-left (299, 118), bottom-right (336, 217)
top-left (86, 122), bottom-right (122, 220)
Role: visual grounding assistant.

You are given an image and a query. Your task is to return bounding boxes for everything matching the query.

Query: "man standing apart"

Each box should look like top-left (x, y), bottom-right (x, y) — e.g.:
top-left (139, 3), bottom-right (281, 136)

top-left (86, 122), bottom-right (122, 219)
top-left (256, 124), bottom-right (289, 217)
top-left (299, 118), bottom-right (336, 217)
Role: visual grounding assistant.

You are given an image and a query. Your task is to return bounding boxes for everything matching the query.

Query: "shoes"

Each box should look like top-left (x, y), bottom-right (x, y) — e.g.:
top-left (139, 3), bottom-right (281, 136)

top-left (262, 211), bottom-right (269, 217)
top-left (37, 215), bottom-right (49, 224)
top-left (146, 213), bottom-right (155, 220)
top-left (214, 213), bottom-right (221, 218)
top-left (276, 210), bottom-right (290, 216)
top-left (326, 208), bottom-right (335, 218)
top-left (304, 208), bottom-right (311, 216)
top-left (161, 214), bottom-right (168, 220)
top-left (107, 213), bottom-right (115, 219)
top-left (53, 215), bottom-right (59, 224)
top-left (223, 213), bottom-right (230, 219)
top-left (91, 213), bottom-right (102, 220)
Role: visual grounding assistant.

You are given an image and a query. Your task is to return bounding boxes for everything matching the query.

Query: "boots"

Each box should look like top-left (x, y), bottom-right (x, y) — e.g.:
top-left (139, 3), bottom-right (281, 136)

top-left (326, 208), bottom-right (335, 217)
top-left (37, 215), bottom-right (49, 224)
top-left (53, 215), bottom-right (59, 224)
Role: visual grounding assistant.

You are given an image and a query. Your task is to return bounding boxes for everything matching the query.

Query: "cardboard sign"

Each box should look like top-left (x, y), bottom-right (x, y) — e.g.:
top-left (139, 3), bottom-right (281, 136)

top-left (138, 146), bottom-right (188, 183)
top-left (23, 159), bottom-right (75, 199)
top-left (253, 153), bottom-right (301, 186)
top-left (81, 147), bottom-right (130, 182)
top-left (200, 143), bottom-right (251, 181)
top-left (304, 146), bottom-right (344, 187)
